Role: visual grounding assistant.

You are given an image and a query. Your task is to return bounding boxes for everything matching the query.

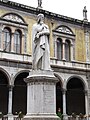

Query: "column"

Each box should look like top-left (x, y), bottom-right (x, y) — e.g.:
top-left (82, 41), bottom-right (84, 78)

top-left (0, 24), bottom-right (3, 51)
top-left (62, 38), bottom-right (66, 61)
top-left (70, 42), bottom-right (74, 61)
top-left (54, 36), bottom-right (58, 58)
top-left (1, 27), bottom-right (4, 51)
top-left (21, 34), bottom-right (24, 54)
top-left (8, 85), bottom-right (13, 115)
top-left (11, 32), bottom-right (14, 52)
top-left (62, 88), bottom-right (68, 120)
top-left (85, 90), bottom-right (89, 119)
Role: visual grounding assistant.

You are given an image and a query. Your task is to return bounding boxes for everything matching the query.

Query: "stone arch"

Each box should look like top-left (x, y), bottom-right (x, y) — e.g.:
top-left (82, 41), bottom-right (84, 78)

top-left (3, 26), bottom-right (11, 32)
top-left (65, 75), bottom-right (88, 90)
top-left (13, 70), bottom-right (29, 115)
top-left (0, 68), bottom-right (10, 114)
top-left (66, 75), bottom-right (86, 115)
top-left (54, 73), bottom-right (63, 87)
top-left (13, 69), bottom-right (30, 83)
top-left (0, 67), bottom-right (11, 85)
top-left (54, 73), bottom-right (63, 114)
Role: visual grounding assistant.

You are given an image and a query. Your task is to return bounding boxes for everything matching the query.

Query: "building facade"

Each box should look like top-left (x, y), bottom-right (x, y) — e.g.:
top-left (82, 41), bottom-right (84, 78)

top-left (0, 0), bottom-right (89, 118)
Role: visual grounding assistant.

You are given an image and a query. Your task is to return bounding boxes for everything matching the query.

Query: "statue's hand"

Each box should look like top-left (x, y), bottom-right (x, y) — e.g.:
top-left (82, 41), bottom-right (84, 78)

top-left (35, 33), bottom-right (40, 39)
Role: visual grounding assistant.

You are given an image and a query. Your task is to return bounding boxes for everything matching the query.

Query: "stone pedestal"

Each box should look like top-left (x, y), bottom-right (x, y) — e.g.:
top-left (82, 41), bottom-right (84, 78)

top-left (23, 70), bottom-right (60, 120)
top-left (7, 114), bottom-right (14, 120)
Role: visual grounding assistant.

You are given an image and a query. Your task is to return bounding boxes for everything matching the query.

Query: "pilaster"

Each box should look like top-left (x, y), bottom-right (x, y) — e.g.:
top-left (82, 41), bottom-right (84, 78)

top-left (85, 31), bottom-right (90, 62)
top-left (70, 42), bottom-right (74, 61)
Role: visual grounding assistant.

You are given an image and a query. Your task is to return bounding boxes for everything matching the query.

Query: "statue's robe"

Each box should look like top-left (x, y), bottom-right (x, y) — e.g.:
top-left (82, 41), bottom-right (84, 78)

top-left (32, 23), bottom-right (51, 70)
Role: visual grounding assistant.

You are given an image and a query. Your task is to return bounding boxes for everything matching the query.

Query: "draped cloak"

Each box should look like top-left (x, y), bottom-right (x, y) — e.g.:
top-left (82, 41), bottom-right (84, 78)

top-left (32, 23), bottom-right (51, 70)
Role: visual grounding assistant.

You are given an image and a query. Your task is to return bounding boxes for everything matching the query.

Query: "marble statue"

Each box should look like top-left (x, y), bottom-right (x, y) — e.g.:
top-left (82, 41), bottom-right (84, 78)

top-left (83, 6), bottom-right (87, 20)
top-left (37, 0), bottom-right (42, 8)
top-left (32, 13), bottom-right (51, 71)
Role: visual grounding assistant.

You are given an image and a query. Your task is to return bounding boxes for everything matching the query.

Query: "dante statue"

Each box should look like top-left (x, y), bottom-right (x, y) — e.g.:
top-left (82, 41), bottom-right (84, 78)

top-left (32, 13), bottom-right (51, 71)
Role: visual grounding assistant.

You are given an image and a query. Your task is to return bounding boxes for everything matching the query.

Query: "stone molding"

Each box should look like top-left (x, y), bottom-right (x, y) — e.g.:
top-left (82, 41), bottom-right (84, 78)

top-left (24, 70), bottom-right (59, 83)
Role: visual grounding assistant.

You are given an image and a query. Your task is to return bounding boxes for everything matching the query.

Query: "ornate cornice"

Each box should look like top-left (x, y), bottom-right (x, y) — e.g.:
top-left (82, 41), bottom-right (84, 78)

top-left (0, 0), bottom-right (90, 27)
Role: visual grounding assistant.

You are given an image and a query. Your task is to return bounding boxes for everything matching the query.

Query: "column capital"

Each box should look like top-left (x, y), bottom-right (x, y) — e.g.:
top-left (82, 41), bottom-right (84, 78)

top-left (62, 88), bottom-right (67, 94)
top-left (84, 90), bottom-right (88, 96)
top-left (62, 37), bottom-right (66, 43)
top-left (11, 32), bottom-right (14, 35)
top-left (62, 40), bottom-right (66, 44)
top-left (11, 32), bottom-right (15, 52)
top-left (70, 42), bottom-right (73, 46)
top-left (8, 85), bottom-right (14, 91)
top-left (22, 33), bottom-right (25, 36)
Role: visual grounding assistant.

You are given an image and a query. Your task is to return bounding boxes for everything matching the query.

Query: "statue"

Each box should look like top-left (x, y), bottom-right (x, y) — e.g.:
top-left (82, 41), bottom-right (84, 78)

top-left (37, 0), bottom-right (42, 8)
top-left (32, 14), bottom-right (51, 71)
top-left (83, 6), bottom-right (88, 21)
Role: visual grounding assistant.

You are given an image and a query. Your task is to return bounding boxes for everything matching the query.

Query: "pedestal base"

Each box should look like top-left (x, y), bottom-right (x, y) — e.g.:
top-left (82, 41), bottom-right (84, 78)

top-left (24, 70), bottom-right (59, 120)
top-left (23, 114), bottom-right (60, 120)
top-left (63, 114), bottom-right (68, 120)
top-left (23, 118), bottom-right (60, 120)
top-left (7, 114), bottom-right (14, 120)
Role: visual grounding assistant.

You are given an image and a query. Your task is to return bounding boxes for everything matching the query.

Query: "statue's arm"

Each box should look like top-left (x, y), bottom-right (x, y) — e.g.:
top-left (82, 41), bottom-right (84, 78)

top-left (36, 25), bottom-right (50, 37)
top-left (32, 24), bottom-right (39, 41)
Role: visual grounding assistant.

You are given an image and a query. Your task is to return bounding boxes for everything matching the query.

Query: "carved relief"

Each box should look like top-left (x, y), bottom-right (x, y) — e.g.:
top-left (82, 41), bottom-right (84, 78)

top-left (56, 26), bottom-right (73, 35)
top-left (3, 13), bottom-right (25, 23)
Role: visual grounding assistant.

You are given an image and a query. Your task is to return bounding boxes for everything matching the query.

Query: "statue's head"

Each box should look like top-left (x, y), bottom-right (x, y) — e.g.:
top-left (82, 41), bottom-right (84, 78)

top-left (37, 13), bottom-right (44, 24)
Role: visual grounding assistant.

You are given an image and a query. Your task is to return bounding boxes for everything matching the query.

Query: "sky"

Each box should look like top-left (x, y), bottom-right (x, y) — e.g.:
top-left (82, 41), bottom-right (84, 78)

top-left (10, 0), bottom-right (90, 22)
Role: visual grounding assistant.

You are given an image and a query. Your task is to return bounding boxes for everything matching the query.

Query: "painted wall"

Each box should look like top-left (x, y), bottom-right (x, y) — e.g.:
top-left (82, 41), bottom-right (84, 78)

top-left (0, 4), bottom-right (88, 62)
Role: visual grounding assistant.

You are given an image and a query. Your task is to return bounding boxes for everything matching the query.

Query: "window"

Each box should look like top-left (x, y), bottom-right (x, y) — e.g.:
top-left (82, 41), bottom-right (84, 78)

top-left (1, 13), bottom-right (28, 54)
top-left (14, 30), bottom-right (22, 54)
top-left (57, 38), bottom-right (62, 60)
top-left (65, 40), bottom-right (71, 61)
top-left (3, 28), bottom-right (11, 52)
top-left (53, 25), bottom-right (75, 61)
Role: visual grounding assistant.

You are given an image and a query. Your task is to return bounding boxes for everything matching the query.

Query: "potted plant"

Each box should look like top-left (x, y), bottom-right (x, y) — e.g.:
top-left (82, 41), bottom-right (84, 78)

top-left (18, 111), bottom-right (24, 120)
top-left (0, 112), bottom-right (3, 119)
top-left (79, 113), bottom-right (84, 119)
top-left (72, 113), bottom-right (77, 118)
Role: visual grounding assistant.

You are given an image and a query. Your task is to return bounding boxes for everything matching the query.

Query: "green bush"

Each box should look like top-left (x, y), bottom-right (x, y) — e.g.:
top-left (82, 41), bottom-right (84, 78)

top-left (18, 111), bottom-right (24, 118)
top-left (0, 112), bottom-right (3, 118)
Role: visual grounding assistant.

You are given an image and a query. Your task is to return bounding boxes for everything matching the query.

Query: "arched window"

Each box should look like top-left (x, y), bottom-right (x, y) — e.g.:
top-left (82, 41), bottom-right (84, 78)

top-left (14, 30), bottom-right (22, 54)
top-left (65, 40), bottom-right (71, 61)
top-left (57, 38), bottom-right (62, 60)
top-left (3, 28), bottom-right (11, 52)
top-left (53, 25), bottom-right (75, 61)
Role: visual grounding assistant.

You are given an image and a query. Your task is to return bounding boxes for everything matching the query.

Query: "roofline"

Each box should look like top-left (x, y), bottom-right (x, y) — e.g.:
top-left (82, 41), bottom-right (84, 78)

top-left (0, 0), bottom-right (90, 28)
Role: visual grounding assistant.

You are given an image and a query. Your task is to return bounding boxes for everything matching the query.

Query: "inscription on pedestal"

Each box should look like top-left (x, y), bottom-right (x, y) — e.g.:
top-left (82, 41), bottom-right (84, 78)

top-left (43, 85), bottom-right (55, 113)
